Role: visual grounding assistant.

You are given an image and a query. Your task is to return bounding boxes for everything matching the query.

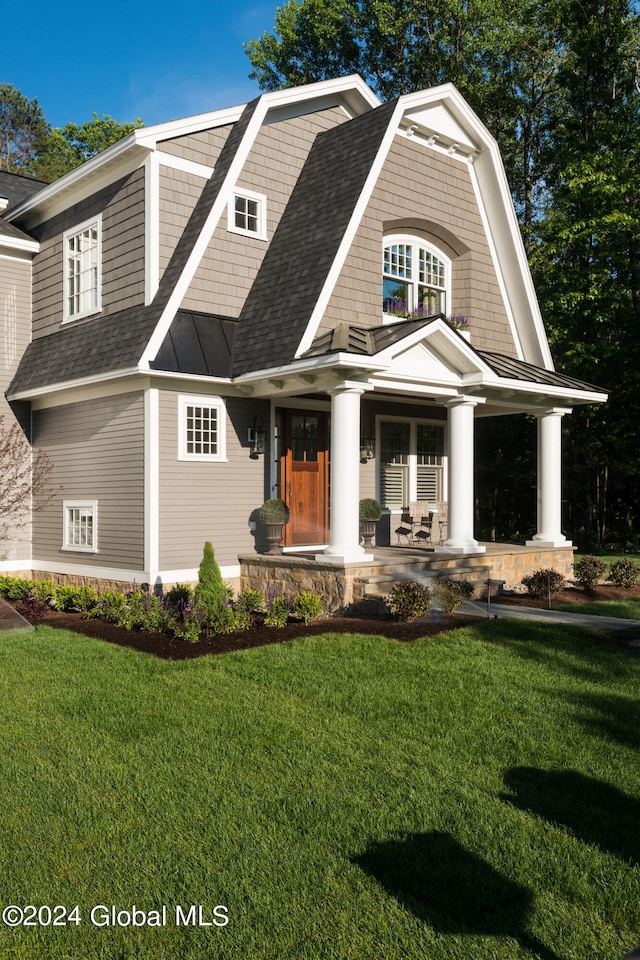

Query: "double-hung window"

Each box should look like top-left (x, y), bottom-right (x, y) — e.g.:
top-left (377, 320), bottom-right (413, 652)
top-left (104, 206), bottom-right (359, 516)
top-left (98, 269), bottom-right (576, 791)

top-left (379, 420), bottom-right (445, 509)
top-left (383, 235), bottom-right (449, 319)
top-left (63, 216), bottom-right (101, 321)
top-left (178, 395), bottom-right (227, 461)
top-left (228, 188), bottom-right (267, 240)
top-left (63, 500), bottom-right (97, 552)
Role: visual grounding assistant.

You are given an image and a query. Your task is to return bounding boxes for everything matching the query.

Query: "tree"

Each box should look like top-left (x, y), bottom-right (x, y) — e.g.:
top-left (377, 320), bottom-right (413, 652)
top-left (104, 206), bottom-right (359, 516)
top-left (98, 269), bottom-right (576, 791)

top-left (35, 114), bottom-right (144, 182)
top-left (0, 415), bottom-right (53, 535)
top-left (0, 84), bottom-right (49, 175)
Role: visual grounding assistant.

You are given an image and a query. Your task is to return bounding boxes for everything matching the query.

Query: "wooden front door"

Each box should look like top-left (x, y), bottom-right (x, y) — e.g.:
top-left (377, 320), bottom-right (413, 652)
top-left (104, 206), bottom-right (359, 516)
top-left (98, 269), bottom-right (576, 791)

top-left (280, 411), bottom-right (329, 545)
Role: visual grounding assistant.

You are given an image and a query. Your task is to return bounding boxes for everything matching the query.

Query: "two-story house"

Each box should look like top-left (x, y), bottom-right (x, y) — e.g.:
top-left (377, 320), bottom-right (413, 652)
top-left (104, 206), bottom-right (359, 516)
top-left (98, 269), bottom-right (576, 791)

top-left (0, 75), bottom-right (606, 599)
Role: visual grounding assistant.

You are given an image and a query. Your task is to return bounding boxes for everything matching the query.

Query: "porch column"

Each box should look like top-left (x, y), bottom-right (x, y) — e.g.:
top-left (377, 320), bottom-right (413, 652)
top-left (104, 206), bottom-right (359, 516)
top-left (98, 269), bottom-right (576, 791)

top-left (436, 396), bottom-right (486, 555)
top-left (317, 381), bottom-right (374, 564)
top-left (526, 408), bottom-right (572, 547)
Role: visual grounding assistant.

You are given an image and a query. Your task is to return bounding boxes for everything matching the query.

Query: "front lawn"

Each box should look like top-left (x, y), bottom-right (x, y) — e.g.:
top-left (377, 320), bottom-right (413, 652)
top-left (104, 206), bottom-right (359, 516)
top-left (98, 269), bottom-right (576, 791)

top-left (555, 597), bottom-right (640, 619)
top-left (0, 621), bottom-right (638, 959)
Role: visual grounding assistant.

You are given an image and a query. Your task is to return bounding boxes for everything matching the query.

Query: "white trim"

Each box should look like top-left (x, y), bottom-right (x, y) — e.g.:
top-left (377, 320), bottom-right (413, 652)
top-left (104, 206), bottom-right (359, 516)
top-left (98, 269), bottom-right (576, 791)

top-left (178, 394), bottom-right (227, 461)
top-left (144, 154), bottom-right (160, 304)
top-left (62, 500), bottom-right (98, 553)
top-left (0, 558), bottom-right (241, 586)
top-left (144, 388), bottom-right (160, 578)
top-left (156, 152), bottom-right (214, 180)
top-left (139, 99), bottom-right (269, 368)
top-left (227, 187), bottom-right (267, 240)
top-left (382, 233), bottom-right (451, 321)
top-left (0, 234), bottom-right (39, 254)
top-left (62, 214), bottom-right (102, 323)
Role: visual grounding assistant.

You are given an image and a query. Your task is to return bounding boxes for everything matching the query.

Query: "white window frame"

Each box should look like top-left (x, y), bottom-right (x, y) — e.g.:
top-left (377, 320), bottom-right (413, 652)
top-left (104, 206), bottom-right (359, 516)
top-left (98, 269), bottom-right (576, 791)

top-left (62, 500), bottom-right (98, 553)
top-left (63, 215), bottom-right (102, 322)
top-left (382, 234), bottom-right (451, 323)
top-left (376, 416), bottom-right (447, 510)
top-left (178, 395), bottom-right (227, 462)
top-left (227, 188), bottom-right (267, 240)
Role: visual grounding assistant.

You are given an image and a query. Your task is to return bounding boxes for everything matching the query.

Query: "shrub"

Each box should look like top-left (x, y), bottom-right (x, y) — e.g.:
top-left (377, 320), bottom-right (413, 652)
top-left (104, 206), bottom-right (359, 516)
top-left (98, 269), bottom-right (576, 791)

top-left (359, 498), bottom-right (382, 521)
top-left (573, 555), bottom-right (607, 590)
top-left (435, 579), bottom-right (474, 613)
top-left (172, 603), bottom-right (206, 643)
top-left (55, 584), bottom-right (99, 613)
top-left (385, 580), bottom-right (432, 621)
top-left (522, 568), bottom-right (566, 598)
top-left (0, 576), bottom-right (34, 600)
top-left (31, 579), bottom-right (57, 605)
top-left (259, 499), bottom-right (290, 524)
top-left (197, 541), bottom-right (225, 610)
top-left (265, 595), bottom-right (292, 627)
top-left (88, 589), bottom-right (128, 622)
top-left (293, 591), bottom-right (323, 624)
top-left (16, 593), bottom-right (49, 624)
top-left (236, 588), bottom-right (265, 614)
top-left (163, 584), bottom-right (193, 618)
top-left (608, 557), bottom-right (640, 588)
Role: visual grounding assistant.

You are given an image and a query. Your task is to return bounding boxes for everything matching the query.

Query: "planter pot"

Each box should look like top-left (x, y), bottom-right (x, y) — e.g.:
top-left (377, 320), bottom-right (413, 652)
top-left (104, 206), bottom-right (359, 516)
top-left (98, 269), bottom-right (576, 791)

top-left (264, 522), bottom-right (284, 554)
top-left (360, 519), bottom-right (378, 548)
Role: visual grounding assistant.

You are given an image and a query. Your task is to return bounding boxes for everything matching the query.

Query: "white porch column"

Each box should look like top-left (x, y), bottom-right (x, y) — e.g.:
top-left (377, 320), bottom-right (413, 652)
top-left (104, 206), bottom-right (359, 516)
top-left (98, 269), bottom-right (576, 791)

top-left (526, 408), bottom-right (572, 547)
top-left (436, 396), bottom-right (485, 555)
top-left (316, 381), bottom-right (373, 564)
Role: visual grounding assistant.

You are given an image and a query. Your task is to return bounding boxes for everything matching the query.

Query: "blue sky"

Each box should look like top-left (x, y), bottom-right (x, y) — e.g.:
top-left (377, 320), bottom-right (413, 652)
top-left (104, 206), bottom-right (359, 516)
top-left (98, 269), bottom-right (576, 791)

top-left (4, 0), bottom-right (279, 129)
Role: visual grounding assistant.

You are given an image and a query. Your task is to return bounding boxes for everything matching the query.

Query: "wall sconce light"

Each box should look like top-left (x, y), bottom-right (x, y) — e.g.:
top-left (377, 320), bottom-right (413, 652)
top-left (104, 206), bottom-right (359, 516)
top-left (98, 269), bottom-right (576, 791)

top-left (359, 424), bottom-right (375, 462)
top-left (249, 415), bottom-right (267, 458)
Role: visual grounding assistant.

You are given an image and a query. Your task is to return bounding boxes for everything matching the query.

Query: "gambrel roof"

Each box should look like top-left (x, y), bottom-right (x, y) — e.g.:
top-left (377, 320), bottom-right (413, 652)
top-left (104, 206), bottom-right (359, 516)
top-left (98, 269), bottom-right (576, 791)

top-left (5, 76), bottom-right (606, 408)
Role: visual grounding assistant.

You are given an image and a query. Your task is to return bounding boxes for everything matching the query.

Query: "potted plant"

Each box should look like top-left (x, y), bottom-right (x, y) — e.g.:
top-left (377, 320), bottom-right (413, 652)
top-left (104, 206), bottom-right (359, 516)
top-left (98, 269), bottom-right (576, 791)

top-left (259, 499), bottom-right (290, 554)
top-left (359, 498), bottom-right (382, 547)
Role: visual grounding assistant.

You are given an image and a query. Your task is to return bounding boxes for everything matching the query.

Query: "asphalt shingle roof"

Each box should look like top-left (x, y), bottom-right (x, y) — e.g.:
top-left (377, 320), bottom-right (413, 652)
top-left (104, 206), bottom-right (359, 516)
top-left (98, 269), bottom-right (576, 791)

top-left (231, 99), bottom-right (398, 377)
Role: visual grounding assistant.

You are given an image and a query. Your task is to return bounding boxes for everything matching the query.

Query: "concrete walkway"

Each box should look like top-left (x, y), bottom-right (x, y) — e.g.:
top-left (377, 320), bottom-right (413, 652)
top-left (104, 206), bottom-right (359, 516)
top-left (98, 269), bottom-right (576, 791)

top-left (459, 599), bottom-right (640, 649)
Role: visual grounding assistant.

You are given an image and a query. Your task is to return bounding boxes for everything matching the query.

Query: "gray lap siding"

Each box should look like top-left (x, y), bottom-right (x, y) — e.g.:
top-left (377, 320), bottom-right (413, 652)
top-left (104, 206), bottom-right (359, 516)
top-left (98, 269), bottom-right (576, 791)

top-left (158, 391), bottom-right (269, 570)
top-left (31, 392), bottom-right (145, 568)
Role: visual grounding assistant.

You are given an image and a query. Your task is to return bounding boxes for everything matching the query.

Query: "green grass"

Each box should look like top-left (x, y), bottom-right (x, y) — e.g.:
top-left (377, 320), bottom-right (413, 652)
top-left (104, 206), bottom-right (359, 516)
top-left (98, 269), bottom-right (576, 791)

top-left (0, 621), bottom-right (639, 959)
top-left (555, 597), bottom-right (640, 619)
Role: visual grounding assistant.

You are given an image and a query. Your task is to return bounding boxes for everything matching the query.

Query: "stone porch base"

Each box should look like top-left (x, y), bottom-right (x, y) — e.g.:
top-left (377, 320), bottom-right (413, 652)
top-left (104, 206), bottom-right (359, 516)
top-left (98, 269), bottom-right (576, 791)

top-left (239, 543), bottom-right (576, 613)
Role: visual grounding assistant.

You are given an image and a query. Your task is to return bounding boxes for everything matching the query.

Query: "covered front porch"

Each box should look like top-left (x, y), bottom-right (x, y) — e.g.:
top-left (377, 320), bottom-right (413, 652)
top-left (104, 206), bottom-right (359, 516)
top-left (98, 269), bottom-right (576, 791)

top-left (239, 542), bottom-right (576, 614)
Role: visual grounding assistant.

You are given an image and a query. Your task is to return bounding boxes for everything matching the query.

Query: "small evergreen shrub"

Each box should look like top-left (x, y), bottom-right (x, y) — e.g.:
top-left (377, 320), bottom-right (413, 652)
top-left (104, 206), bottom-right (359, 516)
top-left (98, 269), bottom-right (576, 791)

top-left (359, 498), bottom-right (382, 521)
top-left (385, 580), bottom-right (432, 621)
top-left (573, 555), bottom-right (607, 590)
top-left (197, 541), bottom-right (225, 610)
top-left (608, 557), bottom-right (640, 588)
top-left (435, 579), bottom-right (475, 613)
top-left (236, 588), bottom-right (265, 614)
top-left (293, 591), bottom-right (323, 624)
top-left (522, 568), bottom-right (566, 598)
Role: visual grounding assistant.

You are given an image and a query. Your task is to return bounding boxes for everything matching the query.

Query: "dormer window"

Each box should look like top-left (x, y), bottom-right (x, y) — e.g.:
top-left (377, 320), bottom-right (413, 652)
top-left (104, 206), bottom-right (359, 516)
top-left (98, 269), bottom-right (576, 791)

top-left (63, 216), bottom-right (101, 322)
top-left (228, 188), bottom-right (267, 240)
top-left (382, 236), bottom-right (449, 320)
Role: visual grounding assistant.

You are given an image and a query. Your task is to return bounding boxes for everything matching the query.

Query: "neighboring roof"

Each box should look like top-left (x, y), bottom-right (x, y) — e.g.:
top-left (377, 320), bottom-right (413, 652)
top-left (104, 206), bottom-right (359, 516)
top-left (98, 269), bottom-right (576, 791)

top-left (0, 171), bottom-right (47, 210)
top-left (232, 99), bottom-right (398, 377)
top-left (151, 311), bottom-right (237, 377)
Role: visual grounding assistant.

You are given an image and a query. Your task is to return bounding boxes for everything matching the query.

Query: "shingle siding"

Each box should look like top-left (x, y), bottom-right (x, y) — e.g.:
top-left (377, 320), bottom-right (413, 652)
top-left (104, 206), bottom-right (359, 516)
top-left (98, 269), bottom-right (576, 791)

top-left (323, 134), bottom-right (516, 355)
top-left (157, 126), bottom-right (232, 166)
top-left (157, 391), bottom-right (269, 569)
top-left (31, 169), bottom-right (146, 339)
top-left (180, 107), bottom-right (348, 318)
top-left (31, 392), bottom-right (145, 569)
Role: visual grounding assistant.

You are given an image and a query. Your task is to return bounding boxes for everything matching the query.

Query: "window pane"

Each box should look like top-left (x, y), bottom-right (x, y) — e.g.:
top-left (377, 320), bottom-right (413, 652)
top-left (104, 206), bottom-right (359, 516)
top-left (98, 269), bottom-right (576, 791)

top-left (185, 404), bottom-right (218, 456)
top-left (417, 424), bottom-right (444, 464)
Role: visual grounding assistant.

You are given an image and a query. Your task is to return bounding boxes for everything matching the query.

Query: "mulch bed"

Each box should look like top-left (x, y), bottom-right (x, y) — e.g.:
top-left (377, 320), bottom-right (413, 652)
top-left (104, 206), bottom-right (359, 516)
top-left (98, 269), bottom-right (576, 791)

top-left (493, 583), bottom-right (640, 609)
top-left (18, 606), bottom-right (477, 661)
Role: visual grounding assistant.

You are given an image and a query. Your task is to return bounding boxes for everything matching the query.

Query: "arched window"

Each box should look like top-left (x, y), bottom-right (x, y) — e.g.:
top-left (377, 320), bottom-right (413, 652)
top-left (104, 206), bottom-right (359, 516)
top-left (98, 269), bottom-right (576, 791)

top-left (382, 236), bottom-right (449, 319)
